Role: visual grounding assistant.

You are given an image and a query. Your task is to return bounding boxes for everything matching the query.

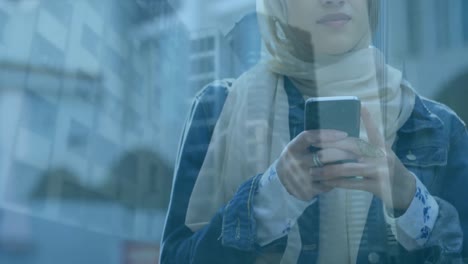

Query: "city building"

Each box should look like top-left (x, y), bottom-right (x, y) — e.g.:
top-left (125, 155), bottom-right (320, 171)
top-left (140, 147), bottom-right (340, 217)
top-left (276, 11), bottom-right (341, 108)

top-left (0, 0), bottom-right (189, 263)
top-left (225, 12), bottom-right (262, 78)
top-left (189, 28), bottom-right (238, 94)
top-left (384, 0), bottom-right (468, 125)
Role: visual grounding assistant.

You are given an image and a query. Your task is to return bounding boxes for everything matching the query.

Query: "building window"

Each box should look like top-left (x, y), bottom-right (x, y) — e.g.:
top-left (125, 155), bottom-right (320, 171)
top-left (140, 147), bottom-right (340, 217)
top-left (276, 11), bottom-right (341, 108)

top-left (435, 1), bottom-right (450, 50)
top-left (81, 24), bottom-right (100, 57)
top-left (43, 0), bottom-right (73, 26)
top-left (21, 90), bottom-right (58, 140)
top-left (90, 132), bottom-right (120, 166)
top-left (191, 36), bottom-right (215, 53)
top-left (7, 160), bottom-right (43, 206)
top-left (67, 119), bottom-right (90, 158)
top-left (30, 33), bottom-right (65, 70)
top-left (191, 56), bottom-right (214, 74)
top-left (0, 9), bottom-right (7, 44)
top-left (74, 78), bottom-right (101, 104)
top-left (406, 0), bottom-right (422, 55)
top-left (103, 46), bottom-right (125, 78)
top-left (463, 0), bottom-right (468, 43)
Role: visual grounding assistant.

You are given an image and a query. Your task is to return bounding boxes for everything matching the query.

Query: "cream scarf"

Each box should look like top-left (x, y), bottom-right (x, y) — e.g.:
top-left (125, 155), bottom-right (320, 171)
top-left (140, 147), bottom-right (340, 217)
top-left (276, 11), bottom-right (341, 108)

top-left (183, 0), bottom-right (416, 263)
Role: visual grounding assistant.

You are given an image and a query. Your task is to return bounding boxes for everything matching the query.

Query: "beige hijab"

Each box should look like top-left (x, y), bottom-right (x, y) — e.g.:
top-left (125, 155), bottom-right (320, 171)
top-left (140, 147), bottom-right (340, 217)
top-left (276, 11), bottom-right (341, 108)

top-left (184, 0), bottom-right (415, 263)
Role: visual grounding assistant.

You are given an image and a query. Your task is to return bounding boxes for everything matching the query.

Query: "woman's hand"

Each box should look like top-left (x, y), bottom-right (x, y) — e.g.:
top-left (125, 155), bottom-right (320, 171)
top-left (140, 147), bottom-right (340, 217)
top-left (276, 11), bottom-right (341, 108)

top-left (311, 108), bottom-right (417, 211)
top-left (275, 129), bottom-right (353, 201)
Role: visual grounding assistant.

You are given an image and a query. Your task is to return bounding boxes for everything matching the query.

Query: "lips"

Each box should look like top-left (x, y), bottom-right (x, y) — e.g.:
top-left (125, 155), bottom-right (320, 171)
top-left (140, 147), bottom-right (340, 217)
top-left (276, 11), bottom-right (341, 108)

top-left (317, 13), bottom-right (352, 24)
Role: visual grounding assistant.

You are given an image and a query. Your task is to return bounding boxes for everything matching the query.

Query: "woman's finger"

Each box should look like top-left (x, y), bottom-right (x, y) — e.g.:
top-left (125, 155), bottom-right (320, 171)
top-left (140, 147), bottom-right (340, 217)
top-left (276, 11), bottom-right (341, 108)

top-left (361, 106), bottom-right (385, 147)
top-left (290, 130), bottom-right (348, 153)
top-left (310, 162), bottom-right (375, 181)
top-left (304, 148), bottom-right (358, 166)
top-left (312, 137), bottom-right (385, 158)
top-left (311, 138), bottom-right (358, 155)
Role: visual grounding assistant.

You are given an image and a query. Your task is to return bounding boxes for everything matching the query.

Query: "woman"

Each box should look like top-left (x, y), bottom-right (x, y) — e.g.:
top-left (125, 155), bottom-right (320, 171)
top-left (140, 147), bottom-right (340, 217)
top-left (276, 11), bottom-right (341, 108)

top-left (161, 0), bottom-right (468, 263)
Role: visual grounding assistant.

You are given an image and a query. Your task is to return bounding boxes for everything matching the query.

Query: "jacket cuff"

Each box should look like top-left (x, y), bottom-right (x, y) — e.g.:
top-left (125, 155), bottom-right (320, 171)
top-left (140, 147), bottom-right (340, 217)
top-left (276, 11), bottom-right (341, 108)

top-left (254, 162), bottom-right (315, 246)
top-left (221, 174), bottom-right (262, 251)
top-left (384, 174), bottom-right (439, 250)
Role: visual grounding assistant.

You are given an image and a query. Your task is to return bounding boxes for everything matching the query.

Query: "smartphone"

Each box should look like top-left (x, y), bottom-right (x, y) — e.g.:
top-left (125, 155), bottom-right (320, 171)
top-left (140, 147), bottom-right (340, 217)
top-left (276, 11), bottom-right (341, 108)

top-left (305, 96), bottom-right (362, 176)
top-left (304, 96), bottom-right (361, 137)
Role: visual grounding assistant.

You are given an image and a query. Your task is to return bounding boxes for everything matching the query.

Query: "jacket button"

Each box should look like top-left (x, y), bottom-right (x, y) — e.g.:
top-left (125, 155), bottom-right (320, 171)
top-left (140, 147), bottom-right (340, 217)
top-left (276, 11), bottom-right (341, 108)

top-left (406, 152), bottom-right (417, 161)
top-left (368, 252), bottom-right (380, 263)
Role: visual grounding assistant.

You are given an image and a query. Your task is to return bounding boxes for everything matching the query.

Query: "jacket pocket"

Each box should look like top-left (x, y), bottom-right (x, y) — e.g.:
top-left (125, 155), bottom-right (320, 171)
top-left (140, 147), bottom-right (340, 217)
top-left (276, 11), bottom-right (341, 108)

top-left (397, 146), bottom-right (447, 167)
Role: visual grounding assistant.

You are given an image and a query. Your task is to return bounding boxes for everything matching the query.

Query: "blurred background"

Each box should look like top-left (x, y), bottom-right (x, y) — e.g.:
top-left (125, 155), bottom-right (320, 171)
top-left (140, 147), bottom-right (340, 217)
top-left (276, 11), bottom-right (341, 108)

top-left (0, 0), bottom-right (466, 263)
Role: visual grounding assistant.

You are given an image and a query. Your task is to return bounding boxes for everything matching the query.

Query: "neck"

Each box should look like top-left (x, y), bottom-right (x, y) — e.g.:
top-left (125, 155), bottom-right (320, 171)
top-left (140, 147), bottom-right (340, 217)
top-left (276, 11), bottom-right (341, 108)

top-left (314, 33), bottom-right (373, 67)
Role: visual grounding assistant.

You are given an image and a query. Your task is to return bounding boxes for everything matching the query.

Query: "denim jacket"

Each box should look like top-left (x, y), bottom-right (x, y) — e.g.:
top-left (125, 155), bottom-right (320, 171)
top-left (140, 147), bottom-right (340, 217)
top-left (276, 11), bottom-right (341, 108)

top-left (160, 78), bottom-right (468, 264)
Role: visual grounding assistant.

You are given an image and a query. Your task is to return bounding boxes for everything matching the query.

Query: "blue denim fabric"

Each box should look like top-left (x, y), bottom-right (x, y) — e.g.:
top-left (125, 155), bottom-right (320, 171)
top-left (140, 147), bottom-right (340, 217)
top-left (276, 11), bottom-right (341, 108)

top-left (160, 78), bottom-right (468, 264)
top-left (221, 174), bottom-right (262, 251)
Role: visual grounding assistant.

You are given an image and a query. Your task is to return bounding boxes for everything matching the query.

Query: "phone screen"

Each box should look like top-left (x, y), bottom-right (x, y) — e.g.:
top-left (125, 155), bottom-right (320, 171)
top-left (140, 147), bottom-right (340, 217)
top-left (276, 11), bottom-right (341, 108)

top-left (305, 96), bottom-right (362, 173)
top-left (304, 96), bottom-right (361, 137)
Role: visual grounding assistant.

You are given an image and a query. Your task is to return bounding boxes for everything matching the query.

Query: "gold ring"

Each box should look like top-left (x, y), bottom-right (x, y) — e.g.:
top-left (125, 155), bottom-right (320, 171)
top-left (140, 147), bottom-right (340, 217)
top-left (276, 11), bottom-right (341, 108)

top-left (312, 152), bottom-right (324, 167)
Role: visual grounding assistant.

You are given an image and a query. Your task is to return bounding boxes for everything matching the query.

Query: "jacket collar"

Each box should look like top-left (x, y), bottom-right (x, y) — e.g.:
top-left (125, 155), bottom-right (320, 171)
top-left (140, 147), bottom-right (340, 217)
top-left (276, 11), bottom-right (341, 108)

top-left (399, 95), bottom-right (444, 133)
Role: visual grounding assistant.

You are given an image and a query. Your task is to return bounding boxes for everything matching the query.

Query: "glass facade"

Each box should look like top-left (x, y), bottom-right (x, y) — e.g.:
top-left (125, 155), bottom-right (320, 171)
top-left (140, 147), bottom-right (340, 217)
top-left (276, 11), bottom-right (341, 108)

top-left (0, 0), bottom-right (467, 263)
top-left (464, 0), bottom-right (468, 43)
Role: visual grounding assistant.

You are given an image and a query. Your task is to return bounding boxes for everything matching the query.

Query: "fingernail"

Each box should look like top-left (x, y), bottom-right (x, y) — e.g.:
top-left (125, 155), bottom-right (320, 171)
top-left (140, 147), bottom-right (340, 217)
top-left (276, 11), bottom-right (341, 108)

top-left (332, 131), bottom-right (348, 138)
